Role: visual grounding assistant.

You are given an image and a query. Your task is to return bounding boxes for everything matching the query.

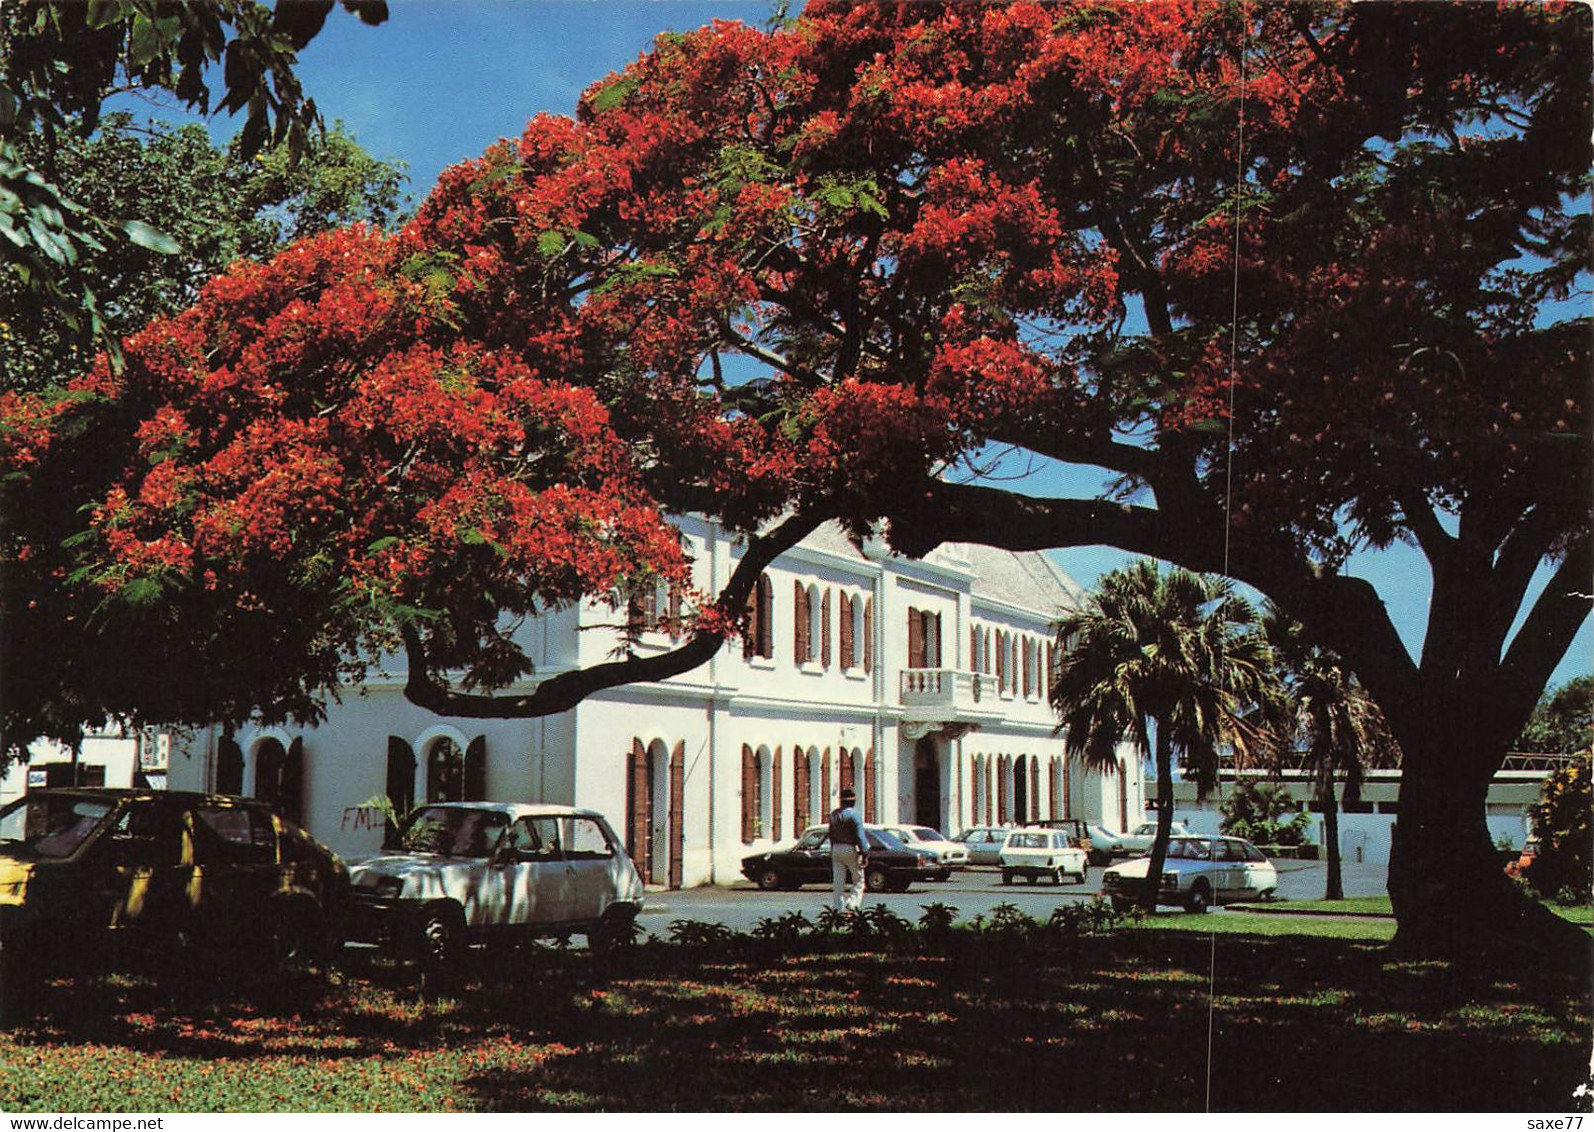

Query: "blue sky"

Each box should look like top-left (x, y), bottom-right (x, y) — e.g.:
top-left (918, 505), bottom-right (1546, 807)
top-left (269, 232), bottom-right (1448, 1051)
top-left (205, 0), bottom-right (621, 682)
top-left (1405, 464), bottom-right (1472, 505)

top-left (220, 1), bottom-right (1591, 689)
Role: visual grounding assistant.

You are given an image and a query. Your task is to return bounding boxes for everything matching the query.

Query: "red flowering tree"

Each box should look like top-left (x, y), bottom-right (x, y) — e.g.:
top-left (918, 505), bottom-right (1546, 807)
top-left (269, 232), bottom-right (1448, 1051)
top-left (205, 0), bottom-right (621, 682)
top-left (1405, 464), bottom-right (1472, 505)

top-left (3, 2), bottom-right (1587, 961)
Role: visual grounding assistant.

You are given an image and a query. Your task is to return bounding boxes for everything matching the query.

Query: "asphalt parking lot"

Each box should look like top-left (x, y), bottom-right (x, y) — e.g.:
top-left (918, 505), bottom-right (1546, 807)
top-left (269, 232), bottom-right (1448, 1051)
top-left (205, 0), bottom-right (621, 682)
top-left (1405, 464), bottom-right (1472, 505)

top-left (640, 857), bottom-right (1390, 934)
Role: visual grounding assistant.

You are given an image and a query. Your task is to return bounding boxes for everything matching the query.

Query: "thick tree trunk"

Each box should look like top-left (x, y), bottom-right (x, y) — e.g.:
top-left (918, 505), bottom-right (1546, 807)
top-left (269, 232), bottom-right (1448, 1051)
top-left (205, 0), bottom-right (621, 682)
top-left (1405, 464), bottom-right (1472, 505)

top-left (1143, 731), bottom-right (1175, 913)
top-left (1322, 797), bottom-right (1344, 902)
top-left (1388, 726), bottom-right (1587, 969)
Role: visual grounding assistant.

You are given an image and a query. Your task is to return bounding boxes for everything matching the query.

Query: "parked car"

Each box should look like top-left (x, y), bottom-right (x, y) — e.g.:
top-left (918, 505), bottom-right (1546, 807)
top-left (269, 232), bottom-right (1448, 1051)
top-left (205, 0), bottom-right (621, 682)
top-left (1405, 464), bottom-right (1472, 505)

top-left (1118, 820), bottom-right (1194, 855)
top-left (999, 827), bottom-right (1088, 885)
top-left (0, 789), bottom-right (348, 1016)
top-left (1100, 835), bottom-right (1278, 913)
top-left (346, 803), bottom-right (643, 963)
top-left (1085, 824), bottom-right (1125, 866)
top-left (881, 824), bottom-right (968, 879)
top-left (951, 824), bottom-right (1012, 866)
top-left (740, 826), bottom-right (941, 893)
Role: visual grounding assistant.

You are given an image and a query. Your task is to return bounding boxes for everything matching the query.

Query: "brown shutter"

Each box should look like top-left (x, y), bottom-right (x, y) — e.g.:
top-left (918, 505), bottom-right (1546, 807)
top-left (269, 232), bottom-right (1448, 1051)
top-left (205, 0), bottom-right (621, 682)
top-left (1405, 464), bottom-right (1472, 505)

top-left (931, 612), bottom-right (942, 667)
top-left (628, 739), bottom-right (647, 870)
top-left (1031, 757), bottom-right (1041, 819)
top-left (668, 589), bottom-right (682, 640)
top-left (864, 747), bottom-right (876, 823)
top-left (839, 749), bottom-right (854, 793)
top-left (970, 626), bottom-right (978, 672)
top-left (762, 577), bottom-right (774, 658)
top-left (772, 746), bottom-right (783, 840)
top-left (1049, 759), bottom-right (1059, 819)
top-left (794, 746), bottom-right (809, 831)
top-left (464, 736), bottom-right (487, 802)
top-left (822, 748), bottom-right (832, 809)
top-left (283, 737), bottom-right (305, 825)
top-left (741, 744), bottom-right (755, 843)
top-left (794, 581), bottom-right (809, 664)
top-left (627, 593), bottom-right (643, 637)
top-left (997, 756), bottom-right (1009, 824)
top-left (840, 592), bottom-right (854, 668)
top-left (744, 584), bottom-right (758, 659)
top-left (996, 631), bottom-right (1006, 687)
top-left (907, 607), bottom-right (923, 668)
top-left (863, 599), bottom-right (873, 672)
top-left (821, 588), bottom-right (832, 668)
top-left (669, 740), bottom-right (685, 889)
top-left (985, 758), bottom-right (994, 824)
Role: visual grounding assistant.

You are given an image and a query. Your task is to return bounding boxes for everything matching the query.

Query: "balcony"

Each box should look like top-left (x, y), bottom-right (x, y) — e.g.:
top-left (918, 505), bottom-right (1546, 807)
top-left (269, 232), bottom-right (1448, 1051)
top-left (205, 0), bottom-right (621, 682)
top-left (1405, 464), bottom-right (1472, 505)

top-left (899, 668), bottom-right (1001, 722)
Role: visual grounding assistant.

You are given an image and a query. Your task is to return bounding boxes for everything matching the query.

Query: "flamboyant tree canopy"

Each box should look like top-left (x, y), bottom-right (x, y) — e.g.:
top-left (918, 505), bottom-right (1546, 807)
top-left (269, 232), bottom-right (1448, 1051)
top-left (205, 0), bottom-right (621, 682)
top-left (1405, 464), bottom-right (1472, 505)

top-left (3, 1), bottom-right (1587, 782)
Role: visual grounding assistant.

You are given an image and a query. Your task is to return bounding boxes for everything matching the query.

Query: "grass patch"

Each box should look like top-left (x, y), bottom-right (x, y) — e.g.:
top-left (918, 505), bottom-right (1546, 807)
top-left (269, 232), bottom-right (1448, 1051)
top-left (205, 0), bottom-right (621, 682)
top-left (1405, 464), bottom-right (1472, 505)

top-left (0, 927), bottom-right (1586, 1113)
top-left (1131, 911), bottom-right (1398, 941)
top-left (1272, 895), bottom-right (1594, 927)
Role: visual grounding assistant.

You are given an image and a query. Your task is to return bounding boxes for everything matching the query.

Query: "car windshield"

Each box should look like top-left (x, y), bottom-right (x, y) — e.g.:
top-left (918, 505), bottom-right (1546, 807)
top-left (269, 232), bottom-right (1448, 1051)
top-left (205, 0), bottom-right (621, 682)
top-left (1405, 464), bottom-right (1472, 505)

top-left (865, 829), bottom-right (905, 851)
top-left (0, 794), bottom-right (115, 859)
top-left (1008, 832), bottom-right (1047, 849)
top-left (398, 806), bottom-right (509, 857)
top-left (911, 827), bottom-right (946, 841)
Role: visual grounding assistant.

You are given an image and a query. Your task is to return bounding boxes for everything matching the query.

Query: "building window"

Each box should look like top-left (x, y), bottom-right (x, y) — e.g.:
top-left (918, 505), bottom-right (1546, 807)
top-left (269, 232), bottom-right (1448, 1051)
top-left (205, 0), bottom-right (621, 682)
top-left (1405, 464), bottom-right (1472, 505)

top-left (745, 573), bottom-right (774, 660)
top-left (908, 607), bottom-right (942, 668)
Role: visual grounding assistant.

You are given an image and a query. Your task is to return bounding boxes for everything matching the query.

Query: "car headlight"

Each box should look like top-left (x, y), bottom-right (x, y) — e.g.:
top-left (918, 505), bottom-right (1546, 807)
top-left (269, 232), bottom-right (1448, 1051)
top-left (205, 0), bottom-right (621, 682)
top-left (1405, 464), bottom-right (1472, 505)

top-left (367, 876), bottom-right (404, 899)
top-left (1161, 873), bottom-right (1178, 887)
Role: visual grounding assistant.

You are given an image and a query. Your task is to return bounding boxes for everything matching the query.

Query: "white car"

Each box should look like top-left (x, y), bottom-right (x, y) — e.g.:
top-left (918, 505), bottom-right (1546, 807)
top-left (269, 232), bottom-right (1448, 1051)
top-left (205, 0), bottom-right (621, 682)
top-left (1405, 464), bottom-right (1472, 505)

top-left (882, 824), bottom-right (968, 879)
top-left (348, 802), bottom-right (644, 962)
top-left (998, 827), bottom-right (1088, 886)
top-left (1101, 835), bottom-right (1278, 913)
top-left (1086, 823), bottom-right (1125, 865)
top-left (1119, 820), bottom-right (1194, 855)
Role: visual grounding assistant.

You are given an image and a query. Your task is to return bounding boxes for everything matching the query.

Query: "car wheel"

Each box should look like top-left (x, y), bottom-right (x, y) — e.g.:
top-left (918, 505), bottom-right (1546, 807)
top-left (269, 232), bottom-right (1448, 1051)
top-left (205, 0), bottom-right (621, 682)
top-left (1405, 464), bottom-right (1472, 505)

top-left (1089, 850), bottom-right (1109, 867)
top-left (1001, 870), bottom-right (1013, 885)
top-left (587, 910), bottom-right (637, 955)
top-left (1186, 883), bottom-right (1211, 914)
top-left (865, 865), bottom-right (890, 893)
top-left (1027, 873), bottom-right (1038, 885)
top-left (414, 904), bottom-right (462, 967)
top-left (1050, 868), bottom-right (1064, 885)
top-left (756, 867), bottom-right (785, 892)
top-left (1257, 887), bottom-right (1276, 902)
top-left (266, 898), bottom-right (325, 970)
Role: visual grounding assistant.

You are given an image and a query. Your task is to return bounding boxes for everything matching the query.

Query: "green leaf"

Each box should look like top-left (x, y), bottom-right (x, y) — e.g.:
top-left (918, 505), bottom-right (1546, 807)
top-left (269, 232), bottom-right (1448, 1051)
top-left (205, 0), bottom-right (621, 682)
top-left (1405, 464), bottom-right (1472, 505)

top-left (537, 229), bottom-right (566, 259)
top-left (123, 219), bottom-right (181, 255)
top-left (589, 75), bottom-right (639, 114)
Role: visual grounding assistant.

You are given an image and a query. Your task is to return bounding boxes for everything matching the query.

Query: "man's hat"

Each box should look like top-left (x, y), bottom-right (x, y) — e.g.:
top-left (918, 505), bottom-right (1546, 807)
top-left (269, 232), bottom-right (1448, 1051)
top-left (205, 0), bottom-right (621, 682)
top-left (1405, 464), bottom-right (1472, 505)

top-left (840, 787), bottom-right (857, 803)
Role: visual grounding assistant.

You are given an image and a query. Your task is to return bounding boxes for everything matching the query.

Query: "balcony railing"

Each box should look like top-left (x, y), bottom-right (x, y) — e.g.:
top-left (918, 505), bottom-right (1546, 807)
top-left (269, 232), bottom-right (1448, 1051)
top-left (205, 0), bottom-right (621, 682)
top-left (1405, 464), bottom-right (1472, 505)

top-left (899, 668), bottom-right (998, 717)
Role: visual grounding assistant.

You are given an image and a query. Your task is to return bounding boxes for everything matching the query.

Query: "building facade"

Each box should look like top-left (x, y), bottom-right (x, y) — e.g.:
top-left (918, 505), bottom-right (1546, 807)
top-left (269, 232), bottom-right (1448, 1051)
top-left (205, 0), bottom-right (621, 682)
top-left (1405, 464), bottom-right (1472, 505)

top-left (153, 518), bottom-right (1146, 886)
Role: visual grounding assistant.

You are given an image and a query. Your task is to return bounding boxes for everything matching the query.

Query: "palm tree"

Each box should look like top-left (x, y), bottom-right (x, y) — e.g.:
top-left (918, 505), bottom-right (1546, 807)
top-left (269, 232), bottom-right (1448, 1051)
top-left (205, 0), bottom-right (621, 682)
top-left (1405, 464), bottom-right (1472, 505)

top-left (1050, 560), bottom-right (1274, 912)
top-left (1261, 606), bottom-right (1400, 900)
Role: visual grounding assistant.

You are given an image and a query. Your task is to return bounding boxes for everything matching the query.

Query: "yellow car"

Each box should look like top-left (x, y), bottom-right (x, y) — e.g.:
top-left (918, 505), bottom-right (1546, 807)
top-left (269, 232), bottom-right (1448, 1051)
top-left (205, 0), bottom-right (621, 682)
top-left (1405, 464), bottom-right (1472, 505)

top-left (0, 789), bottom-right (348, 1019)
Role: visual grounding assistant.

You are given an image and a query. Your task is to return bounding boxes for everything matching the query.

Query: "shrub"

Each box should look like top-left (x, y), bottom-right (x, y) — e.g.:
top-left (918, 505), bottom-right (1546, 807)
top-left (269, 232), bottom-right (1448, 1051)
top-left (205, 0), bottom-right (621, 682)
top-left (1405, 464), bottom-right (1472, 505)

top-left (1525, 759), bottom-right (1592, 903)
top-left (1221, 780), bottom-right (1312, 846)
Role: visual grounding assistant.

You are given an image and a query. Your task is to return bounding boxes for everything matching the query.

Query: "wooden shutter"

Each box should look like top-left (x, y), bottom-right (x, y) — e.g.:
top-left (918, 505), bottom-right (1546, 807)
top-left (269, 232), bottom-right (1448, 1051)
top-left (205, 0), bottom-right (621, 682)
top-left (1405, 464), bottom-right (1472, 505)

top-left (384, 737), bottom-right (415, 843)
top-left (794, 581), bottom-right (809, 664)
top-left (1049, 759), bottom-right (1059, 819)
top-left (839, 749), bottom-right (854, 793)
top-left (985, 758), bottom-right (994, 824)
top-left (216, 735), bottom-right (243, 796)
top-left (464, 736), bottom-right (487, 802)
top-left (908, 607), bottom-right (923, 668)
top-left (930, 612), bottom-right (942, 667)
top-left (970, 626), bottom-right (978, 672)
top-left (668, 589), bottom-right (682, 640)
top-left (794, 747), bottom-right (810, 831)
top-left (996, 631), bottom-right (1007, 687)
top-left (283, 737), bottom-right (305, 825)
top-left (863, 599), bottom-right (873, 671)
top-left (758, 575), bottom-right (774, 658)
top-left (864, 747), bottom-right (876, 823)
top-left (840, 592), bottom-right (854, 668)
top-left (821, 588), bottom-right (832, 668)
top-left (997, 755), bottom-right (1009, 824)
top-left (1031, 757), bottom-right (1041, 819)
top-left (741, 744), bottom-right (755, 842)
top-left (627, 738), bottom-right (647, 870)
top-left (772, 746), bottom-right (783, 840)
top-left (669, 740), bottom-right (685, 889)
top-left (744, 584), bottom-right (758, 659)
top-left (822, 748), bottom-right (832, 809)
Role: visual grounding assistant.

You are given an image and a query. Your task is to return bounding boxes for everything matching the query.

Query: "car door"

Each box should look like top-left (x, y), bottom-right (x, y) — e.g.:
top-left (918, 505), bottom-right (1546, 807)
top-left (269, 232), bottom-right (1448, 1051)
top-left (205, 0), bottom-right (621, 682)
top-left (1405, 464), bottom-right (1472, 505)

top-left (70, 797), bottom-right (193, 939)
top-left (561, 815), bottom-right (619, 926)
top-left (479, 815), bottom-right (570, 929)
top-left (191, 803), bottom-right (281, 942)
top-left (1212, 838), bottom-right (1247, 900)
top-left (793, 829), bottom-right (830, 883)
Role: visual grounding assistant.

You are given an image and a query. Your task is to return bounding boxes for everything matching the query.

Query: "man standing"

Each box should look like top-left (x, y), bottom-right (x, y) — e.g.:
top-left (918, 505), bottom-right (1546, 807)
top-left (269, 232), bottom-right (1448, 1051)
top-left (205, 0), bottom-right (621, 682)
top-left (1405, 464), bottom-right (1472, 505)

top-left (828, 787), bottom-right (869, 913)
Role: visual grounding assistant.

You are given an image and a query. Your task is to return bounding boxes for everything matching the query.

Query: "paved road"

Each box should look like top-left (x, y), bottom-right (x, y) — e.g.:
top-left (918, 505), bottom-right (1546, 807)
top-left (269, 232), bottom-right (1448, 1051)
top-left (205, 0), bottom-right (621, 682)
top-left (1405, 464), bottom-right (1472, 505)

top-left (638, 857), bottom-right (1391, 934)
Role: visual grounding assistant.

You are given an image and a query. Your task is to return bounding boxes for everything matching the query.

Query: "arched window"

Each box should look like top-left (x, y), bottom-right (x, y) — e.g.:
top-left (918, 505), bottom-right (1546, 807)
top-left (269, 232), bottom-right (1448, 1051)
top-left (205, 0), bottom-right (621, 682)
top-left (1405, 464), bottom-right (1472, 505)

top-left (745, 573), bottom-right (774, 659)
top-left (427, 737), bottom-right (464, 803)
top-left (215, 736), bottom-right (243, 796)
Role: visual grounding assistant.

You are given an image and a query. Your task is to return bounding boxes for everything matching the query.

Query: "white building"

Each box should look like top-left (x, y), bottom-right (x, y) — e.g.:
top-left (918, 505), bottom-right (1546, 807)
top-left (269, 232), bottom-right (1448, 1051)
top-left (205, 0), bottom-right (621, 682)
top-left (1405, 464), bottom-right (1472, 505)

top-left (155, 519), bottom-right (1146, 887)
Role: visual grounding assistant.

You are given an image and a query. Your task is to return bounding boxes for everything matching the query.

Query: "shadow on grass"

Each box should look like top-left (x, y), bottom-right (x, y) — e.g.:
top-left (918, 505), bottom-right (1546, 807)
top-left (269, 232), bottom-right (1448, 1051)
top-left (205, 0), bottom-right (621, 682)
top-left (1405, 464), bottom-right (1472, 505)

top-left (3, 931), bottom-right (1589, 1112)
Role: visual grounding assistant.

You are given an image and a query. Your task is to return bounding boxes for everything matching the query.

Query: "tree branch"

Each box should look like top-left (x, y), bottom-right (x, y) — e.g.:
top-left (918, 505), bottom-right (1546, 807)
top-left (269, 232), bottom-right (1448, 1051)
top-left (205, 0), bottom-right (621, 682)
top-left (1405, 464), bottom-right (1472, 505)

top-left (401, 510), bottom-right (826, 718)
top-left (1500, 531), bottom-right (1592, 725)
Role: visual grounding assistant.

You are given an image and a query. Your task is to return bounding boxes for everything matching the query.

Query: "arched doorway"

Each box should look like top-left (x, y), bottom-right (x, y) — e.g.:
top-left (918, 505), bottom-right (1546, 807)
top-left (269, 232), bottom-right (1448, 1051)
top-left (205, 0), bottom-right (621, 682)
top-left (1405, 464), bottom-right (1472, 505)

top-left (1014, 754), bottom-right (1030, 825)
top-left (427, 737), bottom-right (464, 802)
top-left (647, 738), bottom-right (669, 885)
top-left (215, 735), bottom-right (243, 795)
top-left (914, 736), bottom-right (941, 829)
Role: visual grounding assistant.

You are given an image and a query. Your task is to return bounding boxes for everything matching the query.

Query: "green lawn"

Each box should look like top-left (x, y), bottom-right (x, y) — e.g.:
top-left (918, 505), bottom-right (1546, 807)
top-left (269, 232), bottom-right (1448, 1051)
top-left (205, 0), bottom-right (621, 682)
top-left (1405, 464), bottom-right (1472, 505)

top-left (1263, 895), bottom-right (1594, 926)
top-left (1, 924), bottom-right (1587, 1112)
